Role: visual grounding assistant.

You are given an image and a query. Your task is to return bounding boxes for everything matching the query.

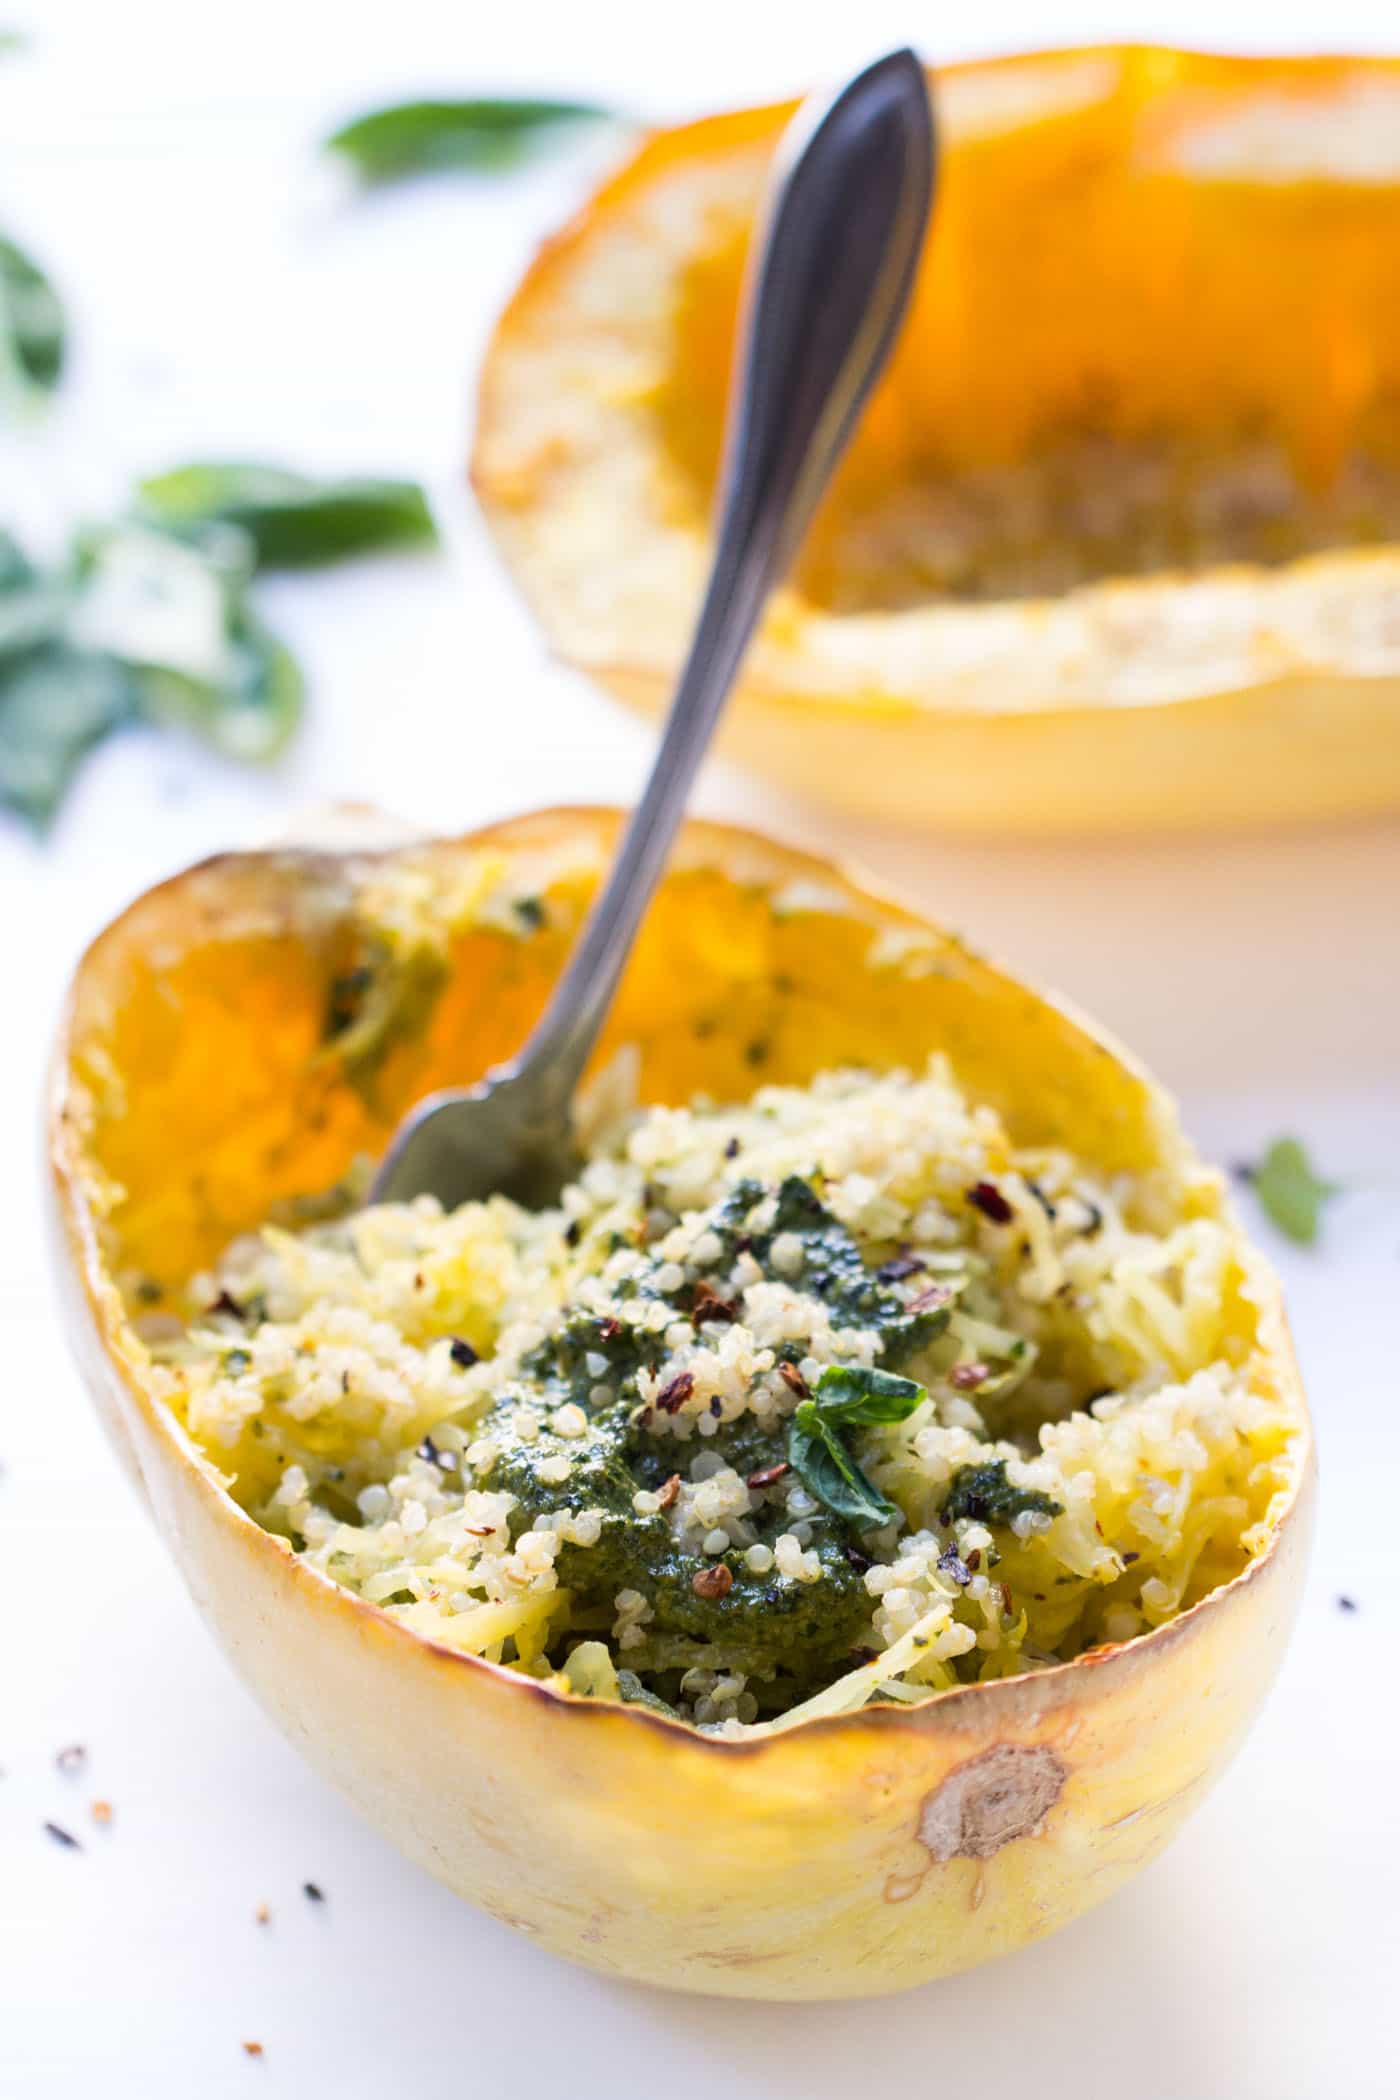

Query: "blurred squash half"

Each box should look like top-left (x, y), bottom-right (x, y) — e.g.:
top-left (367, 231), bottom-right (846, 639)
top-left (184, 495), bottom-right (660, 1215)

top-left (49, 809), bottom-right (1313, 1996)
top-left (474, 48), bottom-right (1400, 834)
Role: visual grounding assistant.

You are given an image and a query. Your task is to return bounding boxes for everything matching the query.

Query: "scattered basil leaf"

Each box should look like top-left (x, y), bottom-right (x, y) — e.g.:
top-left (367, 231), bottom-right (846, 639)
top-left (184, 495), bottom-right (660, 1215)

top-left (0, 231), bottom-right (65, 403)
top-left (324, 97), bottom-right (613, 184)
top-left (1248, 1137), bottom-right (1340, 1247)
top-left (787, 1367), bottom-right (929, 1531)
top-left (0, 647), bottom-right (134, 828)
top-left (137, 463), bottom-right (437, 568)
top-left (74, 523), bottom-right (303, 763)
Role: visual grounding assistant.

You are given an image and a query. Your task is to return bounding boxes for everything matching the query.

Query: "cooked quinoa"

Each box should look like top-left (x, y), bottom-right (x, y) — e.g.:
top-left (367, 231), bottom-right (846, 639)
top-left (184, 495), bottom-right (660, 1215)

top-left (152, 1060), bottom-right (1294, 1733)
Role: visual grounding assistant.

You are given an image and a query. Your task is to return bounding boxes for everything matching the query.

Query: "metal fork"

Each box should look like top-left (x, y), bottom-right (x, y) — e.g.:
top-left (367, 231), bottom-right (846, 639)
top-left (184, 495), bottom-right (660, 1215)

top-left (371, 47), bottom-right (935, 1209)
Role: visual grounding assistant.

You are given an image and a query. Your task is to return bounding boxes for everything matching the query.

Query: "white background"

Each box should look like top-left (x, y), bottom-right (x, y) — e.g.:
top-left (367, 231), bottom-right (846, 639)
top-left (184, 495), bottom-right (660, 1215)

top-left (3, 2), bottom-right (1398, 2092)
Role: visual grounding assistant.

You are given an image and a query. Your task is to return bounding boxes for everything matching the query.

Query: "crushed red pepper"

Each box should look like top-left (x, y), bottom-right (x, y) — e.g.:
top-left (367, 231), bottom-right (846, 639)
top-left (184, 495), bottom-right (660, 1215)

top-left (746, 1462), bottom-right (790, 1490)
top-left (777, 1361), bottom-right (810, 1400)
top-left (967, 1180), bottom-right (1015, 1225)
top-left (655, 1370), bottom-right (695, 1415)
top-left (691, 1563), bottom-right (734, 1601)
top-left (691, 1280), bottom-right (738, 1325)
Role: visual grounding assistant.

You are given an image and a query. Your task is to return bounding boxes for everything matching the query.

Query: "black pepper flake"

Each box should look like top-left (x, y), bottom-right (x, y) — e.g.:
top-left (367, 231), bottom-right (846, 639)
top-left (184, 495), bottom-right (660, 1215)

top-left (966, 1180), bottom-right (1014, 1225)
top-left (208, 1288), bottom-right (246, 1320)
top-left (54, 1743), bottom-right (87, 1776)
top-left (849, 1646), bottom-right (879, 1665)
top-left (843, 1543), bottom-right (872, 1572)
top-left (1337, 1595), bottom-right (1358, 1613)
top-left (937, 1545), bottom-right (971, 1587)
top-left (1122, 1551), bottom-right (1141, 1565)
top-left (303, 1881), bottom-right (325, 1903)
top-left (449, 1337), bottom-right (478, 1369)
top-left (44, 1821), bottom-right (81, 1850)
top-left (564, 1218), bottom-right (582, 1248)
top-left (1079, 1200), bottom-right (1104, 1238)
top-left (876, 1253), bottom-right (926, 1283)
top-left (744, 1039), bottom-right (769, 1067)
top-left (708, 1396), bottom-right (722, 1417)
top-left (724, 1136), bottom-right (740, 1159)
top-left (1026, 1178), bottom-right (1057, 1220)
top-left (417, 1435), bottom-right (454, 1470)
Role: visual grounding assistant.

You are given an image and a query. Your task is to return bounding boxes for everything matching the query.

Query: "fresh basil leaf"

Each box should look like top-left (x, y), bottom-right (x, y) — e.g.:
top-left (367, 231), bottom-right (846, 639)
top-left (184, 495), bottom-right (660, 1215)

top-left (1248, 1137), bottom-right (1340, 1247)
top-left (0, 232), bottom-right (64, 401)
top-left (810, 1364), bottom-right (928, 1427)
top-left (0, 646), bottom-right (134, 829)
top-left (324, 97), bottom-right (612, 184)
top-left (137, 463), bottom-right (437, 569)
top-left (788, 1399), bottom-right (901, 1531)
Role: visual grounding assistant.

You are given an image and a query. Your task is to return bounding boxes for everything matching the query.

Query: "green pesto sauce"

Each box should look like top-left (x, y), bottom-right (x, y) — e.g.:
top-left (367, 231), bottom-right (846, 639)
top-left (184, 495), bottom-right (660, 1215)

top-left (480, 1172), bottom-right (924, 1676)
top-left (941, 1458), bottom-right (1063, 1526)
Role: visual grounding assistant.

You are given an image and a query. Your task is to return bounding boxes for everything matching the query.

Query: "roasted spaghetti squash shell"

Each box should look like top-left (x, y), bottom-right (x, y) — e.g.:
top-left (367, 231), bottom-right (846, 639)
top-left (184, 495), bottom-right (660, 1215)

top-left (473, 48), bottom-right (1400, 834)
top-left (49, 809), bottom-right (1313, 1997)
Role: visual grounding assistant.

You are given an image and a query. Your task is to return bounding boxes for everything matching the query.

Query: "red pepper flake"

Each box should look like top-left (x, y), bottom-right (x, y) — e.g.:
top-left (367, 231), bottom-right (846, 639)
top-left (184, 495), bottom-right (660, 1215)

top-left (462, 1525), bottom-right (495, 1537)
top-left (243, 2041), bottom-right (264, 2060)
top-left (948, 1361), bottom-right (990, 1390)
top-left (44, 1821), bottom-right (81, 1850)
top-left (655, 1370), bottom-right (695, 1415)
top-left (691, 1280), bottom-right (738, 1325)
top-left (691, 1563), bottom-right (734, 1601)
top-left (1122, 1551), bottom-right (1141, 1566)
top-left (595, 1316), bottom-right (623, 1342)
top-left (254, 1903), bottom-right (271, 1925)
top-left (965, 1548), bottom-right (982, 1571)
top-left (746, 1462), bottom-right (790, 1490)
top-left (849, 1646), bottom-right (879, 1665)
top-left (90, 1799), bottom-right (112, 1827)
top-left (1000, 1583), bottom-right (1014, 1614)
top-left (656, 1473), bottom-right (681, 1512)
top-left (907, 1283), bottom-right (953, 1315)
top-left (54, 1743), bottom-right (86, 1776)
top-left (777, 1361), bottom-right (810, 1400)
top-left (967, 1181), bottom-right (1014, 1225)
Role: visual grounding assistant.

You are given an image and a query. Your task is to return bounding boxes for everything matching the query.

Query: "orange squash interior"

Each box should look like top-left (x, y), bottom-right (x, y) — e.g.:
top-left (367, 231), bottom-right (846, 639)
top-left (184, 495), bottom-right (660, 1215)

top-left (654, 49), bottom-right (1400, 610)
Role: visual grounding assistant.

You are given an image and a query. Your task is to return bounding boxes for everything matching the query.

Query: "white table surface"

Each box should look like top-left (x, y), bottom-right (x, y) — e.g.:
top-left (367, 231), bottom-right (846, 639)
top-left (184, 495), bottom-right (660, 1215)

top-left (3, 3), bottom-right (1398, 2092)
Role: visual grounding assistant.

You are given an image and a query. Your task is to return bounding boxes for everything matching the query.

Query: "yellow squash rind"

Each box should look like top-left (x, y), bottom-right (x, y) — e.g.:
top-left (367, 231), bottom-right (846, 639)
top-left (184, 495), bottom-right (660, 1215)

top-left (49, 810), bottom-right (1313, 1995)
top-left (474, 49), bottom-right (1400, 833)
